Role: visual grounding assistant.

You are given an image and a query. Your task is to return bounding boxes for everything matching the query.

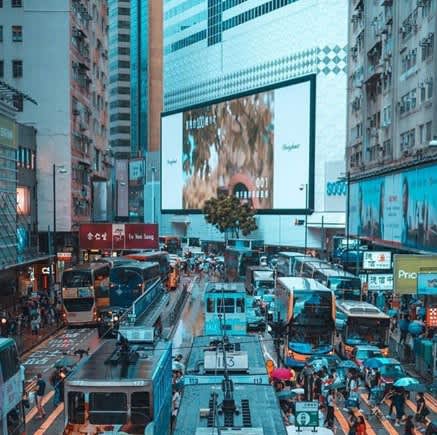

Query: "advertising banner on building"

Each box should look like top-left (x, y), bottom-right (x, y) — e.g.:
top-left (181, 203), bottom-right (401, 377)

top-left (349, 163), bottom-right (437, 252)
top-left (129, 158), bottom-right (145, 219)
top-left (417, 272), bottom-right (437, 296)
top-left (115, 160), bottom-right (128, 217)
top-left (0, 114), bottom-right (17, 149)
top-left (362, 251), bottom-right (392, 270)
top-left (79, 223), bottom-right (158, 250)
top-left (393, 254), bottom-right (437, 295)
top-left (324, 161), bottom-right (346, 212)
top-left (161, 75), bottom-right (315, 213)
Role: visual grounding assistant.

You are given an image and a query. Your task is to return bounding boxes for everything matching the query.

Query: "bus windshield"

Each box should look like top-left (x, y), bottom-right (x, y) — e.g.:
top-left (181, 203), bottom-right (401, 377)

top-left (346, 318), bottom-right (390, 347)
top-left (63, 298), bottom-right (94, 312)
top-left (254, 280), bottom-right (274, 289)
top-left (289, 326), bottom-right (333, 354)
top-left (328, 277), bottom-right (361, 300)
top-left (62, 271), bottom-right (92, 288)
top-left (293, 290), bottom-right (333, 325)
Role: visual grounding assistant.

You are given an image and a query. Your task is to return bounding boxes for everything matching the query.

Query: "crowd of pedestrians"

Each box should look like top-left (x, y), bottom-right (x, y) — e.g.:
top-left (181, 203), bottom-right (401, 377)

top-left (1, 293), bottom-right (63, 338)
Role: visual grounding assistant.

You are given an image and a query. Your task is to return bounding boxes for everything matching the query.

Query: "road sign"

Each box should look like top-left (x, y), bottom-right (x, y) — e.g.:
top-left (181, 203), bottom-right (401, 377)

top-left (295, 401), bottom-right (319, 427)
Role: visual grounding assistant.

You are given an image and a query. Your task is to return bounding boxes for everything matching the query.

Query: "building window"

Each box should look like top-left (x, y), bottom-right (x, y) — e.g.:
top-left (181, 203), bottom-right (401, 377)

top-left (0, 60), bottom-right (3, 78)
top-left (12, 60), bottom-right (23, 78)
top-left (0, 1), bottom-right (3, 7)
top-left (12, 25), bottom-right (22, 42)
top-left (426, 121), bottom-right (432, 142)
top-left (419, 124), bottom-right (424, 144)
top-left (0, 26), bottom-right (3, 42)
top-left (11, 0), bottom-right (22, 7)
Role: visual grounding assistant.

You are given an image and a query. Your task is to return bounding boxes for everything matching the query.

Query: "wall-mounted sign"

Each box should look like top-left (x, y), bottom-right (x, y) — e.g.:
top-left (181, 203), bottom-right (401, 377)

top-left (79, 223), bottom-right (158, 250)
top-left (367, 273), bottom-right (393, 291)
top-left (426, 306), bottom-right (437, 328)
top-left (363, 251), bottom-right (392, 270)
top-left (57, 252), bottom-right (72, 261)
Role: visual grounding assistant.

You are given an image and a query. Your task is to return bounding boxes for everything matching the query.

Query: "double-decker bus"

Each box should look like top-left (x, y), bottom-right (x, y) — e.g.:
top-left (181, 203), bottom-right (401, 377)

top-left (0, 338), bottom-right (25, 435)
top-left (159, 235), bottom-right (180, 254)
top-left (224, 247), bottom-right (260, 282)
top-left (124, 251), bottom-right (170, 282)
top-left (109, 262), bottom-right (161, 308)
top-left (312, 267), bottom-right (362, 300)
top-left (276, 252), bottom-right (313, 277)
top-left (274, 277), bottom-right (336, 368)
top-left (61, 263), bottom-right (110, 326)
top-left (335, 300), bottom-right (390, 358)
top-left (204, 282), bottom-right (247, 335)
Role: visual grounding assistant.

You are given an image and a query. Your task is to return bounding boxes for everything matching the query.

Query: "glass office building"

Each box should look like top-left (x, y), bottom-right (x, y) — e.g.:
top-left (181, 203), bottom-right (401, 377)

top-left (161, 0), bottom-right (348, 247)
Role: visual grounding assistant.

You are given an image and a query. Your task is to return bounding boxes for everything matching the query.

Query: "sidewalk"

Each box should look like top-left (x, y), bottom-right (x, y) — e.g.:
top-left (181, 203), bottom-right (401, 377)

top-left (12, 322), bottom-right (65, 356)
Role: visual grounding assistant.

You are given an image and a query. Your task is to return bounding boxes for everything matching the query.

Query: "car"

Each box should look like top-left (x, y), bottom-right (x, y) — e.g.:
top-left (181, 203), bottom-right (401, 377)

top-left (308, 354), bottom-right (342, 372)
top-left (351, 345), bottom-right (383, 370)
top-left (375, 357), bottom-right (406, 387)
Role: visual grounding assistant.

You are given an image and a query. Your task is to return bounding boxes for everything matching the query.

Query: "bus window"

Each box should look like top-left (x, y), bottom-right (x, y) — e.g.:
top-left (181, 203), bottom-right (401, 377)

top-left (68, 392), bottom-right (85, 424)
top-left (62, 271), bottom-right (91, 287)
top-left (63, 298), bottom-right (94, 313)
top-left (236, 298), bottom-right (245, 313)
top-left (206, 298), bottom-right (215, 313)
top-left (0, 345), bottom-right (19, 381)
top-left (89, 392), bottom-right (127, 425)
top-left (218, 298), bottom-right (234, 313)
top-left (131, 392), bottom-right (151, 424)
top-left (6, 404), bottom-right (23, 434)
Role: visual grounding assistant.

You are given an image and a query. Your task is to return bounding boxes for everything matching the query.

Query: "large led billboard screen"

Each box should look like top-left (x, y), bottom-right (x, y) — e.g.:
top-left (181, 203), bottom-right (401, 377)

top-left (161, 75), bottom-right (315, 213)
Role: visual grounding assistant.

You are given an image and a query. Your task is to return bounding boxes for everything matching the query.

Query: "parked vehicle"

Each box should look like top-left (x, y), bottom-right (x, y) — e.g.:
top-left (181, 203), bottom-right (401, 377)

top-left (351, 345), bottom-right (383, 371)
top-left (245, 265), bottom-right (274, 294)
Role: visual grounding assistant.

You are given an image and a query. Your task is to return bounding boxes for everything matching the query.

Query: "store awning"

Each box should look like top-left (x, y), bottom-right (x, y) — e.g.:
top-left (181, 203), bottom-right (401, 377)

top-left (3, 254), bottom-right (54, 270)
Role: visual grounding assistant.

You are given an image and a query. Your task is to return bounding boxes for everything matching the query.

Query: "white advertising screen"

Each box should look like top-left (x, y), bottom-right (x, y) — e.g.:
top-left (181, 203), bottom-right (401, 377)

top-left (161, 76), bottom-right (315, 212)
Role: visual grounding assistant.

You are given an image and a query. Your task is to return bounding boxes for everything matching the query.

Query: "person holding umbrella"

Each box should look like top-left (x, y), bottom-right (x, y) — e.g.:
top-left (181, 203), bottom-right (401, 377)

top-left (393, 387), bottom-right (406, 426)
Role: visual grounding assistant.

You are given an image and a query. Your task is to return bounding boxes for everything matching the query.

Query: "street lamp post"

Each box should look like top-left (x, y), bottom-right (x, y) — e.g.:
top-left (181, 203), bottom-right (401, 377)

top-left (52, 164), bottom-right (67, 285)
top-left (151, 166), bottom-right (156, 224)
top-left (300, 184), bottom-right (308, 254)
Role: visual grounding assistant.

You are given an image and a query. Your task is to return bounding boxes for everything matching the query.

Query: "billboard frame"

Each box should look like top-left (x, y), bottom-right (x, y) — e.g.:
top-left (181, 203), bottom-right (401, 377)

top-left (160, 74), bottom-right (316, 215)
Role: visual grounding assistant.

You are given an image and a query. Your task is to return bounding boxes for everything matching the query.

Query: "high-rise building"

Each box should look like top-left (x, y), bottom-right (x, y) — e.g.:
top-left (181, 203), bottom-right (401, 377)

top-left (0, 0), bottom-right (110, 257)
top-left (108, 0), bottom-right (131, 159)
top-left (346, 0), bottom-right (437, 254)
top-left (161, 0), bottom-right (348, 247)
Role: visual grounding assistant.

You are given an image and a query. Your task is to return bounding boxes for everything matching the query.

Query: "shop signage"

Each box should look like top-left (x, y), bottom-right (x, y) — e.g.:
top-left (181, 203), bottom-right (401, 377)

top-left (426, 306), bottom-right (437, 328)
top-left (363, 251), bottom-right (392, 270)
top-left (367, 273), bottom-right (393, 291)
top-left (393, 255), bottom-right (437, 295)
top-left (57, 252), bottom-right (72, 261)
top-left (79, 223), bottom-right (158, 250)
top-left (417, 272), bottom-right (437, 296)
top-left (41, 267), bottom-right (53, 275)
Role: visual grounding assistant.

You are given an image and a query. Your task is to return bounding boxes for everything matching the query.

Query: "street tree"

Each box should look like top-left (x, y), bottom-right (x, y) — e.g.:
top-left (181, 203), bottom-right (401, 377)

top-left (203, 194), bottom-right (258, 240)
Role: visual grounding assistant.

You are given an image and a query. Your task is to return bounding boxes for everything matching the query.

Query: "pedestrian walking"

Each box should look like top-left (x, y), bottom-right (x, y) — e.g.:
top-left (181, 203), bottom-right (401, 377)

top-left (404, 415), bottom-right (414, 435)
top-left (393, 388), bottom-right (406, 426)
top-left (50, 370), bottom-right (61, 407)
top-left (356, 416), bottom-right (367, 435)
top-left (35, 373), bottom-right (46, 418)
top-left (171, 387), bottom-right (181, 430)
top-left (415, 392), bottom-right (429, 423)
top-left (326, 390), bottom-right (335, 429)
top-left (347, 411), bottom-right (358, 435)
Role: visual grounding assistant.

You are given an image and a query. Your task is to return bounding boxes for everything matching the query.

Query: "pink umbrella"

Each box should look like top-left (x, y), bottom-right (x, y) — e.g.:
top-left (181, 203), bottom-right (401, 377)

top-left (271, 367), bottom-right (293, 381)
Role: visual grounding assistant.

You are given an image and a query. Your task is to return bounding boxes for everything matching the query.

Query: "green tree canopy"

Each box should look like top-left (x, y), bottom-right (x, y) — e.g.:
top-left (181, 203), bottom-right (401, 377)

top-left (203, 195), bottom-right (258, 239)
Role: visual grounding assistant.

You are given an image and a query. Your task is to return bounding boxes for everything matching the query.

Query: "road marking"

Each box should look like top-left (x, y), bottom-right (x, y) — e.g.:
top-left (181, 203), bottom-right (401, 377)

top-left (351, 404), bottom-right (377, 435)
top-left (360, 394), bottom-right (398, 435)
top-left (33, 403), bottom-right (64, 434)
top-left (25, 391), bottom-right (54, 424)
top-left (405, 399), bottom-right (431, 425)
top-left (424, 393), bottom-right (437, 413)
top-left (334, 407), bottom-right (351, 434)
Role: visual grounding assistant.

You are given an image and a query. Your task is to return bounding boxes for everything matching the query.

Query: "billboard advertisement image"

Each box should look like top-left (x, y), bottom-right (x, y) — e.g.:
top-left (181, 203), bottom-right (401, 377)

top-left (417, 272), bottom-right (437, 296)
top-left (349, 163), bottom-right (437, 252)
top-left (161, 75), bottom-right (315, 213)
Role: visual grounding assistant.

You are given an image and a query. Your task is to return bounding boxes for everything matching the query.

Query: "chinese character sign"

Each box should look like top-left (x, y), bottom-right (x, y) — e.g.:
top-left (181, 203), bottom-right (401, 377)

top-left (79, 224), bottom-right (158, 250)
top-left (362, 251), bottom-right (392, 270)
top-left (367, 274), bottom-right (393, 291)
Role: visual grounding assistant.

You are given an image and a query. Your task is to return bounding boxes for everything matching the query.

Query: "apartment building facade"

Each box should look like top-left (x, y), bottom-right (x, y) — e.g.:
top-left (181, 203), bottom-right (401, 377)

top-left (347, 0), bottom-right (437, 253)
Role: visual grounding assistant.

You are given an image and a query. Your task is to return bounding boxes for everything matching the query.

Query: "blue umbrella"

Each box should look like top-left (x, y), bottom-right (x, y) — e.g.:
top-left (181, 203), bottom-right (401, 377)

top-left (363, 358), bottom-right (383, 369)
top-left (387, 309), bottom-right (398, 318)
top-left (394, 377), bottom-right (419, 388)
top-left (408, 321), bottom-right (424, 336)
top-left (339, 360), bottom-right (359, 369)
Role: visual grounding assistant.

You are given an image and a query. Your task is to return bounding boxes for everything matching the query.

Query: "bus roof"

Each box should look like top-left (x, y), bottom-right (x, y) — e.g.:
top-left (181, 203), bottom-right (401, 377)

top-left (63, 262), bottom-right (109, 273)
top-left (278, 251), bottom-right (307, 258)
top-left (186, 335), bottom-right (268, 376)
top-left (315, 267), bottom-right (358, 278)
top-left (66, 338), bottom-right (171, 385)
top-left (336, 300), bottom-right (390, 318)
top-left (111, 261), bottom-right (159, 271)
top-left (124, 250), bottom-right (168, 258)
top-left (175, 383), bottom-right (287, 435)
top-left (277, 277), bottom-right (331, 292)
top-left (205, 282), bottom-right (246, 294)
top-left (0, 337), bottom-right (16, 351)
top-left (97, 257), bottom-right (137, 267)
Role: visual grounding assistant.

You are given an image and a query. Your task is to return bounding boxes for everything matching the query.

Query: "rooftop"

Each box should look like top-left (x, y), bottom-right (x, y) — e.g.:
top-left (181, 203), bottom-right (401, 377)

top-left (186, 335), bottom-right (268, 376)
top-left (205, 282), bottom-right (246, 294)
top-left (66, 338), bottom-right (171, 385)
top-left (336, 300), bottom-right (389, 318)
top-left (277, 277), bottom-right (331, 292)
top-left (174, 383), bottom-right (287, 435)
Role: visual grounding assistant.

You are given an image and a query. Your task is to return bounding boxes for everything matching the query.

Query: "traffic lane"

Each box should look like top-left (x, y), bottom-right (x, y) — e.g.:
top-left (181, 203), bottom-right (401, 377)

top-left (24, 328), bottom-right (100, 434)
top-left (23, 327), bottom-right (99, 378)
top-left (172, 277), bottom-right (205, 361)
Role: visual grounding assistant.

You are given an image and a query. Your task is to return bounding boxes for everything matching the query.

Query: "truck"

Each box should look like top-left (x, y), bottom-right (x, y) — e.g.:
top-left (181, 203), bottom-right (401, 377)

top-left (245, 265), bottom-right (275, 294)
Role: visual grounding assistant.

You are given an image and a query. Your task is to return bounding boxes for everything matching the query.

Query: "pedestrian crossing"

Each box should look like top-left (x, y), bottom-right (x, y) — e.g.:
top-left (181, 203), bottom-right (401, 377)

top-left (331, 388), bottom-right (437, 435)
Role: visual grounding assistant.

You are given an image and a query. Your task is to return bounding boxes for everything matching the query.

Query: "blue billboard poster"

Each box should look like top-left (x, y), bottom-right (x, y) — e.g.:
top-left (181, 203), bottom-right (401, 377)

top-left (417, 272), bottom-right (437, 295)
top-left (349, 163), bottom-right (437, 252)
